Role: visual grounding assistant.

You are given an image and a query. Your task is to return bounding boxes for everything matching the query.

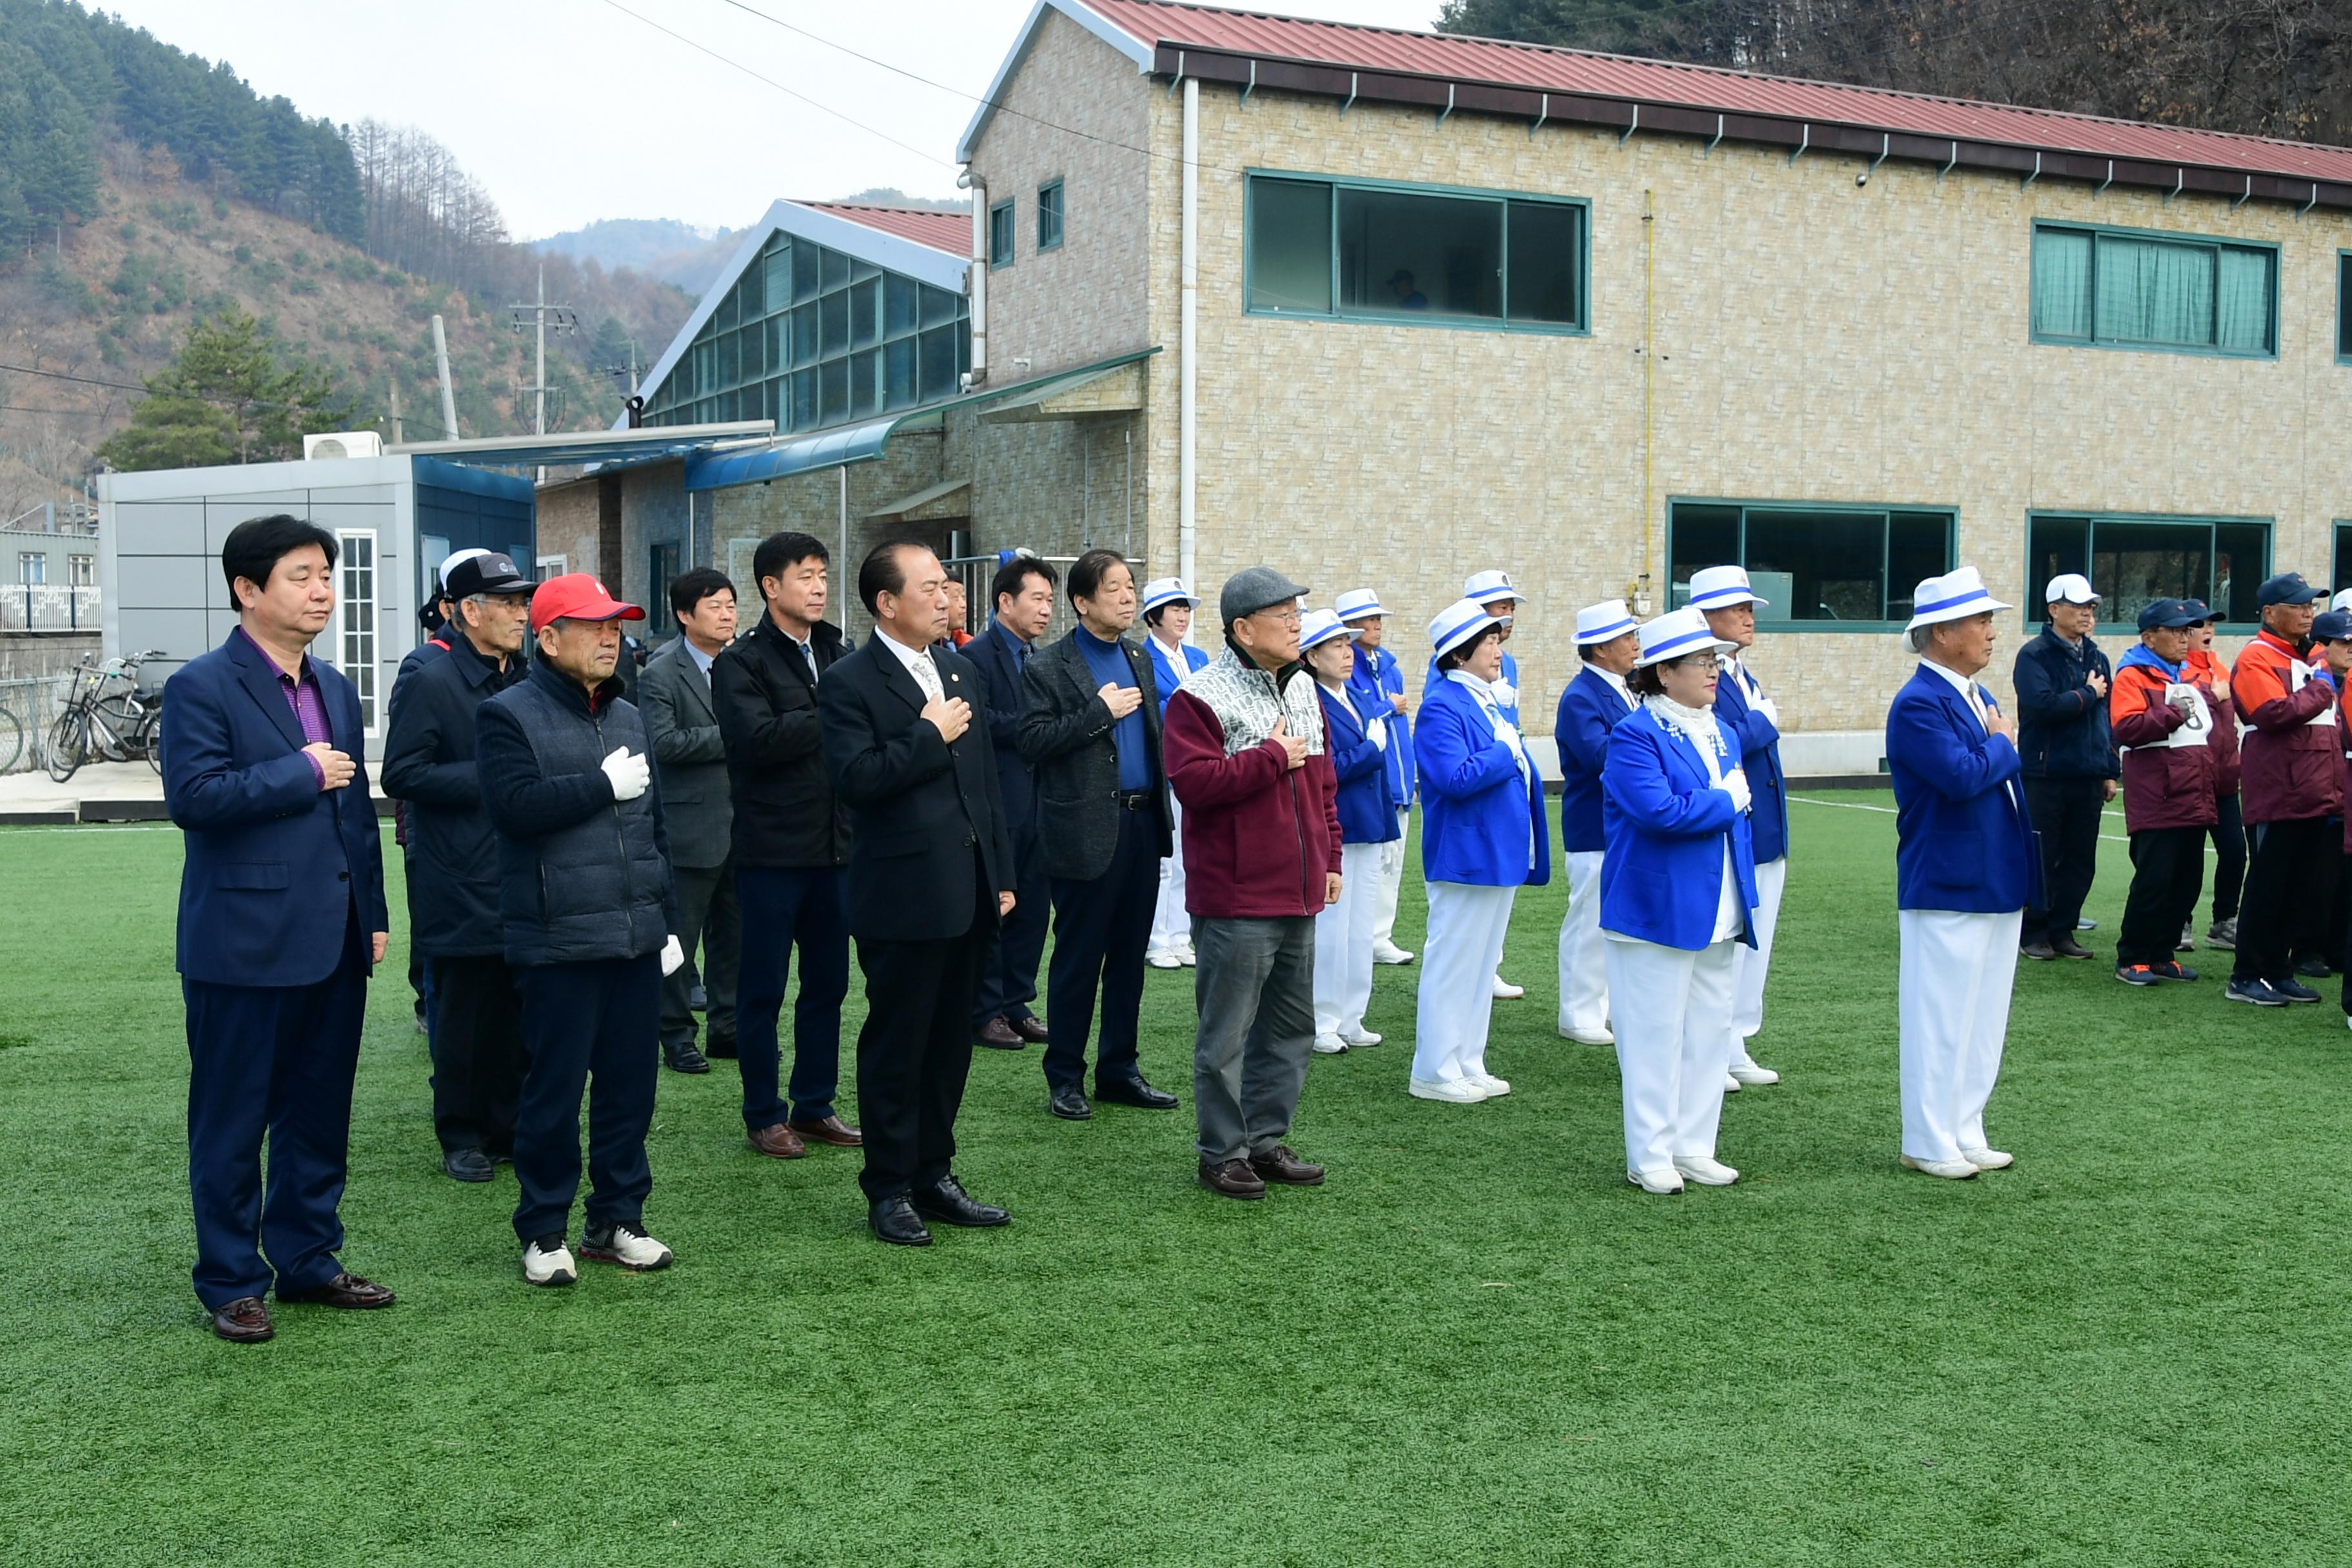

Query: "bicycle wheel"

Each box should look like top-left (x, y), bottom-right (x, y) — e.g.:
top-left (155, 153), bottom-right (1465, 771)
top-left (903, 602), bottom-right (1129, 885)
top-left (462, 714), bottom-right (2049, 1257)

top-left (44, 709), bottom-right (86, 783)
top-left (140, 705), bottom-right (162, 774)
top-left (90, 694), bottom-right (139, 763)
top-left (0, 705), bottom-right (23, 774)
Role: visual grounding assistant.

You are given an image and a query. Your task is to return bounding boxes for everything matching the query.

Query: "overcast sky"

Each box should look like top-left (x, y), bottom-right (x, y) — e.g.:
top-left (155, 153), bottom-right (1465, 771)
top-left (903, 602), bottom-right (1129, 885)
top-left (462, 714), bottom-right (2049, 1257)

top-left (96, 0), bottom-right (1442, 240)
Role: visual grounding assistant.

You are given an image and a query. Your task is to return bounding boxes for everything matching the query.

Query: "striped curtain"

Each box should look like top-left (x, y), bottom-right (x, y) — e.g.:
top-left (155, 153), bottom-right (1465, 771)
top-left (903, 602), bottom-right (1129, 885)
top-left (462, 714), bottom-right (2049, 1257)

top-left (2031, 228), bottom-right (2093, 340)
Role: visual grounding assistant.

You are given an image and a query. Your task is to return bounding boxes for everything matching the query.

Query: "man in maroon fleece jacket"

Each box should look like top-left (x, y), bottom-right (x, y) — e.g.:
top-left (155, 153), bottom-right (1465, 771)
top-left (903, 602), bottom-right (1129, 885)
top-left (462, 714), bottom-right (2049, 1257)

top-left (1162, 567), bottom-right (1342, 1200)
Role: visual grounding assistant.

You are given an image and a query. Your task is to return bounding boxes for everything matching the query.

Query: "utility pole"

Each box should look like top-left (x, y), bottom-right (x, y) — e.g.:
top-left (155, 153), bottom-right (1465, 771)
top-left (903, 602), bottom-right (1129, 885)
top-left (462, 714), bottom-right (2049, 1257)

top-left (387, 380), bottom-right (403, 445)
top-left (507, 260), bottom-right (578, 439)
top-left (431, 315), bottom-right (459, 439)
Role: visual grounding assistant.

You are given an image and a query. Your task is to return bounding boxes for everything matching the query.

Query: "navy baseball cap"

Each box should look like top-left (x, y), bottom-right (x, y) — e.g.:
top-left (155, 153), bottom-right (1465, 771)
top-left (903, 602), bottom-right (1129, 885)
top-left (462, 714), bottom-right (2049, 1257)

top-left (2136, 598), bottom-right (2199, 631)
top-left (2257, 572), bottom-right (2323, 607)
top-left (2179, 599), bottom-right (2213, 623)
top-left (2315, 610), bottom-right (2352, 642)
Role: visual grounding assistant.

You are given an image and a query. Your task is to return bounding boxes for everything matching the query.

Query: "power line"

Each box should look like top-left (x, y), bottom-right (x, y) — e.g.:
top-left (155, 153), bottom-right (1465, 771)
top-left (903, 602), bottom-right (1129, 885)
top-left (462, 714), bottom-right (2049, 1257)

top-left (0, 361), bottom-right (148, 394)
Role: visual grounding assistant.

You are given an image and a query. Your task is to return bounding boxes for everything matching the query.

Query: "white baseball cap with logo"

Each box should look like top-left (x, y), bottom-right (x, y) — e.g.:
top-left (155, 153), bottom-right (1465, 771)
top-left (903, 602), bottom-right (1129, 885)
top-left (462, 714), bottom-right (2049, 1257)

top-left (2044, 573), bottom-right (2100, 606)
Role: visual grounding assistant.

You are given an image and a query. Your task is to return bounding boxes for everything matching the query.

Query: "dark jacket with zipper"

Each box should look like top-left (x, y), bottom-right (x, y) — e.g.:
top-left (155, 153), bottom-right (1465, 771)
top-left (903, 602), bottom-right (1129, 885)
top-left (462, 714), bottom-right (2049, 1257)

top-left (476, 660), bottom-right (678, 967)
top-left (2013, 626), bottom-right (2119, 779)
top-left (1015, 628), bottom-right (1173, 881)
top-left (712, 613), bottom-right (850, 870)
top-left (380, 631), bottom-right (526, 957)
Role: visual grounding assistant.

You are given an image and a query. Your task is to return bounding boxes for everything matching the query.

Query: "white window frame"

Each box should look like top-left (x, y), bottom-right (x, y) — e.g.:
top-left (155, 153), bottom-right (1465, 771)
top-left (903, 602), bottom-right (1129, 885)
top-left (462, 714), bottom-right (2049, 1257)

top-left (535, 553), bottom-right (567, 581)
top-left (332, 529), bottom-right (380, 732)
top-left (18, 552), bottom-right (44, 586)
top-left (68, 554), bottom-right (94, 587)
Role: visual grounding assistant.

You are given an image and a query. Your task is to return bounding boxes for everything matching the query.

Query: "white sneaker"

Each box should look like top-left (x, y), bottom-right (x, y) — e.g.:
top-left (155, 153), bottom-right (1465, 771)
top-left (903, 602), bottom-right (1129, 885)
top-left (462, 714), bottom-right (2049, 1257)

top-left (1728, 1063), bottom-right (1779, 1086)
top-left (1627, 1166), bottom-right (1685, 1195)
top-left (1408, 1075), bottom-right (1487, 1104)
top-left (522, 1235), bottom-right (577, 1287)
top-left (1900, 1153), bottom-right (1979, 1180)
top-left (1471, 1073), bottom-right (1511, 1096)
top-left (1176, 944), bottom-right (1198, 968)
top-left (1146, 948), bottom-right (1183, 970)
top-left (1373, 943), bottom-right (1415, 965)
top-left (580, 1220), bottom-right (674, 1271)
top-left (1559, 1025), bottom-right (1615, 1044)
top-left (1672, 1154), bottom-right (1740, 1186)
top-left (1311, 1032), bottom-right (1350, 1055)
top-left (1959, 1146), bottom-right (2014, 1170)
top-left (1722, 1072), bottom-right (1743, 1093)
top-left (1491, 974), bottom-right (1525, 999)
top-left (1340, 1028), bottom-right (1383, 1047)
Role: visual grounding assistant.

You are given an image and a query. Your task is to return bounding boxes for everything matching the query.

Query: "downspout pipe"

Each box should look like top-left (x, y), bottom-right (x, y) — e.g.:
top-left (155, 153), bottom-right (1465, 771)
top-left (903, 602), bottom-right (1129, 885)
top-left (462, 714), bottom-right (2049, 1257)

top-left (959, 168), bottom-right (988, 389)
top-left (1179, 77), bottom-right (1198, 600)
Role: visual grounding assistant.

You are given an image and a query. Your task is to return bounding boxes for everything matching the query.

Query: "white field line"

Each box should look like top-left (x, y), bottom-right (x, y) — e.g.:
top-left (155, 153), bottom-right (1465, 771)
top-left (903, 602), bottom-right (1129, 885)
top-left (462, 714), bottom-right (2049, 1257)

top-left (1790, 794), bottom-right (2213, 854)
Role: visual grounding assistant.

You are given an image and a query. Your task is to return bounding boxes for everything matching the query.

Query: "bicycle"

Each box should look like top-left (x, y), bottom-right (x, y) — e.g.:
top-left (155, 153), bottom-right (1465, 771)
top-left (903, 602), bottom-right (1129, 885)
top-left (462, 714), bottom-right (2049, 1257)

top-left (0, 690), bottom-right (23, 774)
top-left (45, 650), bottom-right (166, 783)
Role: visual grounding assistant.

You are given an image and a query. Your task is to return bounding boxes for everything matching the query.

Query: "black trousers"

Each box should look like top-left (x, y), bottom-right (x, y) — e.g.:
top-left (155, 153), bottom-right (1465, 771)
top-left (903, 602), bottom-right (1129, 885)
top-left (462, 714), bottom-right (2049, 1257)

top-left (2118, 827), bottom-right (2208, 969)
top-left (2209, 790), bottom-right (2246, 923)
top-left (2023, 775), bottom-right (2106, 944)
top-left (511, 954), bottom-right (660, 1244)
top-left (1043, 807), bottom-right (1161, 1092)
top-left (661, 855), bottom-right (740, 1053)
top-left (2233, 816), bottom-right (2336, 986)
top-left (975, 818), bottom-right (1049, 1030)
top-left (855, 879), bottom-right (989, 1204)
top-left (426, 953), bottom-right (527, 1157)
top-left (2313, 842), bottom-right (2351, 972)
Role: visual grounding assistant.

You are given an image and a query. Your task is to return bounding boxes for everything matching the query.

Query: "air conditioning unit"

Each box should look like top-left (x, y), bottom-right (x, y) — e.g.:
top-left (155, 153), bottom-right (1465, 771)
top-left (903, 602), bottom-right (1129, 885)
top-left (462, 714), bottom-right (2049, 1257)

top-left (304, 431), bottom-right (384, 460)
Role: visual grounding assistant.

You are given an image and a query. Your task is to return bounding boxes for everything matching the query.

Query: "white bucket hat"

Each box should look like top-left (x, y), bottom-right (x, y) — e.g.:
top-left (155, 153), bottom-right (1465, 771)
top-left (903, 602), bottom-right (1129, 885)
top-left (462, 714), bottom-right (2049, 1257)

top-left (1686, 565), bottom-right (1770, 612)
top-left (1463, 569), bottom-right (1526, 607)
top-left (1574, 599), bottom-right (1638, 645)
top-left (1298, 607), bottom-right (1357, 654)
top-left (1333, 587), bottom-right (1386, 623)
top-left (1634, 607), bottom-right (1736, 668)
top-left (1907, 566), bottom-right (2014, 632)
top-left (1430, 597), bottom-right (1500, 658)
top-left (1141, 576), bottom-right (1199, 614)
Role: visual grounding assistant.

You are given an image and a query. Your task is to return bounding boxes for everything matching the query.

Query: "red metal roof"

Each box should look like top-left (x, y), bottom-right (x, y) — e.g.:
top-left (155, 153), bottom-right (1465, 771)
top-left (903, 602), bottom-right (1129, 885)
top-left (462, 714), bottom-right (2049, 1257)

top-left (1077, 0), bottom-right (2352, 184)
top-left (802, 202), bottom-right (970, 257)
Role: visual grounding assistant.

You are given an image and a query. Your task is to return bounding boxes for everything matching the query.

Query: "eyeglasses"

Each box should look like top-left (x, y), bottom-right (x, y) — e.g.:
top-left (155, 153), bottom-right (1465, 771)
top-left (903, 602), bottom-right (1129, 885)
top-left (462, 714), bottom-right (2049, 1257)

top-left (1254, 606), bottom-right (1304, 627)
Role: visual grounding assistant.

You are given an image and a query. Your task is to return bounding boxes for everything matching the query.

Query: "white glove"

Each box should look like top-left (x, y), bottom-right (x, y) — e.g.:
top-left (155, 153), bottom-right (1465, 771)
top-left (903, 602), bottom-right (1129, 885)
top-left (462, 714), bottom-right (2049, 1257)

top-left (601, 745), bottom-right (650, 802)
top-left (1491, 681), bottom-right (1517, 710)
top-left (1721, 769), bottom-right (1753, 814)
top-left (1754, 694), bottom-right (1781, 727)
top-left (1491, 716), bottom-right (1518, 746)
top-left (2166, 684), bottom-right (2200, 715)
top-left (1367, 716), bottom-right (1388, 750)
top-left (659, 934), bottom-right (685, 977)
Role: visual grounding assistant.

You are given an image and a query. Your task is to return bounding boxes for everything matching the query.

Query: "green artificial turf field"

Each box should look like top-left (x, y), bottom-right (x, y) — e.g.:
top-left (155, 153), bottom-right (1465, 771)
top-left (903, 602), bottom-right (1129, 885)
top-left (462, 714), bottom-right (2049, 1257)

top-left (3, 794), bottom-right (2349, 1566)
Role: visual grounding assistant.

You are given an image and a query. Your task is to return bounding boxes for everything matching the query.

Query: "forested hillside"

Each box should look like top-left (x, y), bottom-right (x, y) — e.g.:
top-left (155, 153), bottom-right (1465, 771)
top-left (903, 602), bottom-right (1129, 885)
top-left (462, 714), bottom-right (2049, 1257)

top-left (0, 0), bottom-right (693, 518)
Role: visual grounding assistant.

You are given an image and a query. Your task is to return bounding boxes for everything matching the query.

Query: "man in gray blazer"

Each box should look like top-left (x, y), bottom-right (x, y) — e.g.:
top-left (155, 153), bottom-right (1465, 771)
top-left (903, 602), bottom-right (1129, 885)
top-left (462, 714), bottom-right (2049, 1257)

top-left (1017, 549), bottom-right (1179, 1121)
top-left (642, 568), bottom-right (740, 1074)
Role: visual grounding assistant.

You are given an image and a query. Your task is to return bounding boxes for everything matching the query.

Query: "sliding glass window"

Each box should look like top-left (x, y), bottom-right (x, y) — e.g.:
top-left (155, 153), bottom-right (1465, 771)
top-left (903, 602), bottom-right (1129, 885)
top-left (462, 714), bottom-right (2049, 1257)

top-left (2026, 512), bottom-right (2269, 628)
top-left (2030, 222), bottom-right (2277, 358)
top-left (1244, 172), bottom-right (1588, 333)
top-left (1668, 500), bottom-right (1954, 627)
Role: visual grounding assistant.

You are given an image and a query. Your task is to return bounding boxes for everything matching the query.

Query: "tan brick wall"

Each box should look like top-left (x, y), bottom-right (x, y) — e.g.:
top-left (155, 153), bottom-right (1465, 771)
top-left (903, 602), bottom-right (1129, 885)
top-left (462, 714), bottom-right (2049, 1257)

top-left (1105, 82), bottom-right (2352, 732)
top-left (531, 480), bottom-right (600, 582)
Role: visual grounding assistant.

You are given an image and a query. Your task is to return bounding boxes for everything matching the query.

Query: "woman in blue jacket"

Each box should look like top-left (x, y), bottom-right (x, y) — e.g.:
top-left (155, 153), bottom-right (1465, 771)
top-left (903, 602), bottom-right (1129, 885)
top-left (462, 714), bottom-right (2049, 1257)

top-left (1409, 599), bottom-right (1550, 1104)
top-left (1602, 607), bottom-right (1759, 1194)
top-left (1302, 609), bottom-right (1400, 1054)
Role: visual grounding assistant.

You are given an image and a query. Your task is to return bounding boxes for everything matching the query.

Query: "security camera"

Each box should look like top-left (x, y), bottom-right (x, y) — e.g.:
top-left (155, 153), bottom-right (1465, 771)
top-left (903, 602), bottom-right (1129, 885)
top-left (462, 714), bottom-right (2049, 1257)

top-left (1856, 168), bottom-right (1870, 187)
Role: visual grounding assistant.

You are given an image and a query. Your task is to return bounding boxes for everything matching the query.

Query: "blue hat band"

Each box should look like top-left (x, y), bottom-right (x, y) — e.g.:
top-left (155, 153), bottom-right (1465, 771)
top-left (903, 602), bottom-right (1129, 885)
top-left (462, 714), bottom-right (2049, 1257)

top-left (1914, 588), bottom-right (1993, 616)
top-left (1576, 616), bottom-right (1636, 643)
top-left (1687, 588), bottom-right (1752, 609)
top-left (1641, 626), bottom-right (1718, 661)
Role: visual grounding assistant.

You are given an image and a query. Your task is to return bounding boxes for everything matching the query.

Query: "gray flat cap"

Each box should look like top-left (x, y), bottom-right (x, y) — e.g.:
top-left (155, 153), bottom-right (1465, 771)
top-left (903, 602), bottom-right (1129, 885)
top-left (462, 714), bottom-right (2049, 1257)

top-left (1220, 565), bottom-right (1309, 626)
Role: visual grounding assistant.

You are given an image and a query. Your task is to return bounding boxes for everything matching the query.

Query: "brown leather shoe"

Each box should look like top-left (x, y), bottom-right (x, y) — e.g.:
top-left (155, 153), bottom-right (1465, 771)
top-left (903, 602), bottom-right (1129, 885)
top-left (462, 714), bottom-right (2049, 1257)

top-left (1010, 1015), bottom-right (1050, 1043)
top-left (1198, 1157), bottom-right (1266, 1200)
top-left (210, 1296), bottom-right (274, 1343)
top-left (748, 1122), bottom-right (806, 1159)
top-left (278, 1272), bottom-right (397, 1309)
top-left (974, 1016), bottom-right (1024, 1050)
top-left (787, 1114), bottom-right (863, 1148)
top-left (1250, 1145), bottom-right (1325, 1186)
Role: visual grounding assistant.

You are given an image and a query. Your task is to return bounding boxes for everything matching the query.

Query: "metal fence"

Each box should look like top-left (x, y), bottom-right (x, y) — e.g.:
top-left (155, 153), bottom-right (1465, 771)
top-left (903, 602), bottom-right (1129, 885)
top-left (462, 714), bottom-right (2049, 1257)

top-left (941, 553), bottom-right (1144, 645)
top-left (0, 584), bottom-right (101, 632)
top-left (0, 672), bottom-right (72, 775)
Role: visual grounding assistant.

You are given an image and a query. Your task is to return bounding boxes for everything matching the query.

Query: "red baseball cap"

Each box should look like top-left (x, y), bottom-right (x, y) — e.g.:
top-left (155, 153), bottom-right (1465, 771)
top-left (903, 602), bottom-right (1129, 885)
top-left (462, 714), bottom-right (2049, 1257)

top-left (530, 573), bottom-right (646, 633)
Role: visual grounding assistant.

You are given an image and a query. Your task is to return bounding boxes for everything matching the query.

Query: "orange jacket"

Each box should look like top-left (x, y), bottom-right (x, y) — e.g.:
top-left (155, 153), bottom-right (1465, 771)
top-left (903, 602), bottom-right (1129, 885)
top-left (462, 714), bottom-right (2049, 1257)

top-left (2107, 657), bottom-right (2219, 832)
top-left (2231, 631), bottom-right (2340, 822)
top-left (2182, 647), bottom-right (2240, 793)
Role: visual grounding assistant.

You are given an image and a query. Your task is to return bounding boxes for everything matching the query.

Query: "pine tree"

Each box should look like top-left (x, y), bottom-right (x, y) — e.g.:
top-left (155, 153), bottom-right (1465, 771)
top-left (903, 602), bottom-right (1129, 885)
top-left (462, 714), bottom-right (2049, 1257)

top-left (97, 309), bottom-right (353, 469)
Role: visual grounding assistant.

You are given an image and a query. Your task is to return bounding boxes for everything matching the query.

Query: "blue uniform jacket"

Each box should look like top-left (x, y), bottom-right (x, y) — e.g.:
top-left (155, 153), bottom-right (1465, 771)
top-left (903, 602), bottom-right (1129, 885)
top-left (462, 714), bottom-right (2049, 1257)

top-left (1600, 707), bottom-right (1759, 951)
top-left (1426, 646), bottom-right (1520, 727)
top-left (1414, 674), bottom-right (1549, 888)
top-left (1886, 665), bottom-right (2043, 914)
top-left (163, 629), bottom-right (389, 986)
top-left (1553, 665), bottom-right (1632, 854)
top-left (1713, 660), bottom-right (1790, 864)
top-left (1352, 643), bottom-right (1413, 807)
top-left (1147, 634), bottom-right (1210, 718)
top-left (1316, 681), bottom-right (1402, 845)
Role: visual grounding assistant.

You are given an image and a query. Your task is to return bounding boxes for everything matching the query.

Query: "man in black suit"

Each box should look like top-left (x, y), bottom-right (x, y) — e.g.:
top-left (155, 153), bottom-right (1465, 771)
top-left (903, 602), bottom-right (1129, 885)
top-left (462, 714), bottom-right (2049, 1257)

top-left (1017, 549), bottom-right (1179, 1120)
top-left (818, 540), bottom-right (1017, 1246)
top-left (642, 567), bottom-right (740, 1076)
top-left (963, 553), bottom-right (1058, 1051)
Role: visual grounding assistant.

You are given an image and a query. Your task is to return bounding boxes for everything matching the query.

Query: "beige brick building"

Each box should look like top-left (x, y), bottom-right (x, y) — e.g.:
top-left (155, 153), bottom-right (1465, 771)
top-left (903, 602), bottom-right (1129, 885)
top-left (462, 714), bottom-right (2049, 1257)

top-left (591, 0), bottom-right (2352, 766)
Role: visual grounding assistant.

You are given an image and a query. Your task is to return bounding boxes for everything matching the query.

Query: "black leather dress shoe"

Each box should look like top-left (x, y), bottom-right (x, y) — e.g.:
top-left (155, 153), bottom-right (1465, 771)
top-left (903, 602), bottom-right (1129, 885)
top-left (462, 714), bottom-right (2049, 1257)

top-left (663, 1042), bottom-right (710, 1074)
top-left (2051, 936), bottom-right (2096, 961)
top-left (278, 1272), bottom-right (397, 1309)
top-left (1048, 1084), bottom-right (1093, 1121)
top-left (912, 1174), bottom-right (1010, 1227)
top-left (210, 1296), bottom-right (273, 1342)
top-left (1094, 1075), bottom-right (1178, 1110)
top-left (868, 1197), bottom-right (933, 1246)
top-left (2295, 955), bottom-right (2335, 978)
top-left (2021, 940), bottom-right (2059, 961)
top-left (703, 1034), bottom-right (738, 1059)
top-left (442, 1147), bottom-right (495, 1182)
top-left (1010, 1015), bottom-right (1050, 1043)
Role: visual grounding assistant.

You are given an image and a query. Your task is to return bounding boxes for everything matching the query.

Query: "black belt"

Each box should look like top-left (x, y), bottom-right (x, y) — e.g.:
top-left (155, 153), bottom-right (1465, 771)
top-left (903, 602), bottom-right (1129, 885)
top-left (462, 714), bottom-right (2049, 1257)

top-left (1115, 790), bottom-right (1154, 810)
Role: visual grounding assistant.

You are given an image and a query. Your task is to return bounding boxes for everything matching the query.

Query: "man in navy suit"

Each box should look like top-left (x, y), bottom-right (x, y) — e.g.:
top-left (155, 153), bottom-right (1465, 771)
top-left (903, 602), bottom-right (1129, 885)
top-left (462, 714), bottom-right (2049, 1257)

top-left (963, 553), bottom-right (1057, 1051)
top-left (1553, 598), bottom-right (1638, 1046)
top-left (1886, 566), bottom-right (2042, 1182)
top-left (163, 514), bottom-right (394, 1343)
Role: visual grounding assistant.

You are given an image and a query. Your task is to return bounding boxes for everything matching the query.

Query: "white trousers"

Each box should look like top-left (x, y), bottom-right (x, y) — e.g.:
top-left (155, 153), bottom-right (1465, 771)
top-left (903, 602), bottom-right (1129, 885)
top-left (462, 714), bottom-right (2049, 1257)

top-left (1314, 841), bottom-right (1384, 1039)
top-left (1411, 881), bottom-right (1517, 1084)
top-left (1149, 795), bottom-right (1191, 954)
top-left (1897, 908), bottom-right (2021, 1164)
top-left (1370, 807), bottom-right (1411, 946)
top-left (1729, 856), bottom-right (1787, 1067)
top-left (1606, 937), bottom-right (1736, 1174)
top-left (1556, 849), bottom-right (1609, 1035)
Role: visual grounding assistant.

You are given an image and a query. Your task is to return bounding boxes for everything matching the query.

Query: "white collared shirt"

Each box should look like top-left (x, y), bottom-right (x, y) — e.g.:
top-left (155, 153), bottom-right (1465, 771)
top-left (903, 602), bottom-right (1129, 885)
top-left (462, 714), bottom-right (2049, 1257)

top-left (876, 628), bottom-right (944, 702)
top-left (1593, 666), bottom-right (1632, 707)
top-left (1919, 656), bottom-right (1990, 729)
top-left (683, 638), bottom-right (717, 684)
